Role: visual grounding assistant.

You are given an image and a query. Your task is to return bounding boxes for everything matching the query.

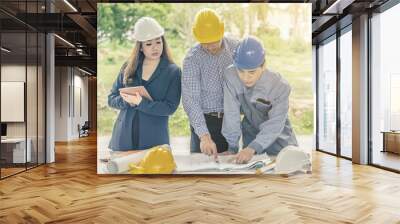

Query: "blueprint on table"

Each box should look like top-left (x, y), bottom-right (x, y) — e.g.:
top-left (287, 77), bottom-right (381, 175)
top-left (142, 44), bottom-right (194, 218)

top-left (174, 153), bottom-right (271, 173)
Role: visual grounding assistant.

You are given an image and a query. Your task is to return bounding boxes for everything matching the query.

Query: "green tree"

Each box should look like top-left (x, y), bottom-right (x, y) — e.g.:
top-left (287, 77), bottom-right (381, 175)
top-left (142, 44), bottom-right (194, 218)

top-left (98, 4), bottom-right (172, 44)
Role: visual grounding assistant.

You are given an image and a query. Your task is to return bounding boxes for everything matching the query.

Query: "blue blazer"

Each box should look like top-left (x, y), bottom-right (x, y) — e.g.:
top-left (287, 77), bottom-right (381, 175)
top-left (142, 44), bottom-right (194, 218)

top-left (108, 57), bottom-right (181, 151)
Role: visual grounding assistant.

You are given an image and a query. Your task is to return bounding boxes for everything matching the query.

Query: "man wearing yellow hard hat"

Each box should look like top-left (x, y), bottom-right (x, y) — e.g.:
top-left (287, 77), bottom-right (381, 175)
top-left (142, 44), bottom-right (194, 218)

top-left (182, 9), bottom-right (239, 160)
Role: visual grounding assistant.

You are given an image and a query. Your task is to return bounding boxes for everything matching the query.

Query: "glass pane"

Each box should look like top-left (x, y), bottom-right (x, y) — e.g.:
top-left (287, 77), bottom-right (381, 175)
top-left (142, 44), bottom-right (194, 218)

top-left (0, 1), bottom-right (26, 11)
top-left (390, 75), bottom-right (400, 130)
top-left (0, 0), bottom-right (46, 178)
top-left (371, 4), bottom-right (400, 171)
top-left (318, 37), bottom-right (337, 154)
top-left (25, 0), bottom-right (40, 170)
top-left (38, 32), bottom-right (45, 165)
top-left (1, 31), bottom-right (27, 177)
top-left (340, 29), bottom-right (352, 158)
top-left (27, 31), bottom-right (38, 169)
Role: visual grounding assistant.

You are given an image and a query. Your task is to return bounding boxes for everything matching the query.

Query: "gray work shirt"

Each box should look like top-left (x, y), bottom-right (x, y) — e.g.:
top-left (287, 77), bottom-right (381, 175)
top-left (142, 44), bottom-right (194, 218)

top-left (182, 37), bottom-right (239, 137)
top-left (222, 65), bottom-right (298, 154)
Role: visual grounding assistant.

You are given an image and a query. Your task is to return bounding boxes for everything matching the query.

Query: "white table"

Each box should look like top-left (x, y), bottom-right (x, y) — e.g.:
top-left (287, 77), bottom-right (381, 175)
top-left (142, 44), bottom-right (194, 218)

top-left (98, 152), bottom-right (275, 175)
top-left (1, 138), bottom-right (32, 163)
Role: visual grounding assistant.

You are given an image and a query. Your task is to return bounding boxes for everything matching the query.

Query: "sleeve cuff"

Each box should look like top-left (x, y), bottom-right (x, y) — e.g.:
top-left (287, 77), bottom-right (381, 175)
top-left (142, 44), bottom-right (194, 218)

top-left (194, 126), bottom-right (209, 138)
top-left (121, 100), bottom-right (132, 108)
top-left (248, 141), bottom-right (264, 154)
top-left (137, 98), bottom-right (149, 109)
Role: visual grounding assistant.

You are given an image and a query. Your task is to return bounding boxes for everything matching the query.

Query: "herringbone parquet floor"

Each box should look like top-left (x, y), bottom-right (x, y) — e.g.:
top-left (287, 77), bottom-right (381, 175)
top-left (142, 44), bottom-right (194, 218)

top-left (1, 134), bottom-right (400, 224)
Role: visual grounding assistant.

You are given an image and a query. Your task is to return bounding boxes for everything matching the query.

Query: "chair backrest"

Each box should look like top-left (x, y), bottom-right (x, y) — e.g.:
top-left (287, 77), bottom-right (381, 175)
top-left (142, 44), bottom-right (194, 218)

top-left (82, 121), bottom-right (90, 129)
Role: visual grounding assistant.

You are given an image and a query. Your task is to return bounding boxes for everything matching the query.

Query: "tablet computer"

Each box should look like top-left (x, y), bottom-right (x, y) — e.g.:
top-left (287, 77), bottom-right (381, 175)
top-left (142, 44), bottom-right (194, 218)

top-left (119, 86), bottom-right (153, 101)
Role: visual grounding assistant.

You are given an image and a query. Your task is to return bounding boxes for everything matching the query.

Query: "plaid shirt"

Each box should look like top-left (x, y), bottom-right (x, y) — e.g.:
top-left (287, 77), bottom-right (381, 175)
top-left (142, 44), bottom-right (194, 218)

top-left (182, 37), bottom-right (239, 137)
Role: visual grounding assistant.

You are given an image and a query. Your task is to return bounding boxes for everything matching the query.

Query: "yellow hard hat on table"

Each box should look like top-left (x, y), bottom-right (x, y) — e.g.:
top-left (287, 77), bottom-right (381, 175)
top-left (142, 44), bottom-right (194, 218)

top-left (129, 145), bottom-right (176, 174)
top-left (192, 8), bottom-right (225, 43)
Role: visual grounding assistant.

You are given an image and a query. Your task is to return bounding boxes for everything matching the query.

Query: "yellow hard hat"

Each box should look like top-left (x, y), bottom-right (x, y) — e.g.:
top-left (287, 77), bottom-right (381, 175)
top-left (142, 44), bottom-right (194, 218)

top-left (192, 8), bottom-right (224, 43)
top-left (129, 145), bottom-right (176, 174)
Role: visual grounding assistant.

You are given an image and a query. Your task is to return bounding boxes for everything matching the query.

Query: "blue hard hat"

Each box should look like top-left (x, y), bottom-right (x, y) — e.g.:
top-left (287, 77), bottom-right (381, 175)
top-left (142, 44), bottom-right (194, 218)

top-left (233, 36), bottom-right (265, 70)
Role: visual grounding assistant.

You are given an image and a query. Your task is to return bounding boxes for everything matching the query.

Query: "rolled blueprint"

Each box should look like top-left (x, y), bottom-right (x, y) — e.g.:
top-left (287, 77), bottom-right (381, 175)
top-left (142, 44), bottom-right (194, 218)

top-left (107, 150), bottom-right (147, 173)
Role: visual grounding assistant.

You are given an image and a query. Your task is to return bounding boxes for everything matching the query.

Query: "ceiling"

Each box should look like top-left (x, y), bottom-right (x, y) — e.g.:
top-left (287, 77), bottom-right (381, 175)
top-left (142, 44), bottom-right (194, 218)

top-left (309, 0), bottom-right (390, 43)
top-left (0, 0), bottom-right (97, 75)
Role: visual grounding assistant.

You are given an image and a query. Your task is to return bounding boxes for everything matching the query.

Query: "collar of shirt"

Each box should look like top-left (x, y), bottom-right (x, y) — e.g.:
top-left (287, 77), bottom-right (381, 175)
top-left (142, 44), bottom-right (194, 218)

top-left (199, 38), bottom-right (228, 57)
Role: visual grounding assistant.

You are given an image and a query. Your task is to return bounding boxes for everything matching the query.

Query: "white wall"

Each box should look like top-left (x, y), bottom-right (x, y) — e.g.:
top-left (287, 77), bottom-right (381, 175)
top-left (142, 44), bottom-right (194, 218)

top-left (1, 65), bottom-right (26, 139)
top-left (55, 67), bottom-right (68, 141)
top-left (1, 64), bottom-right (26, 81)
top-left (54, 67), bottom-right (89, 141)
top-left (73, 70), bottom-right (89, 135)
top-left (1, 64), bottom-right (33, 134)
top-left (1, 63), bottom-right (46, 163)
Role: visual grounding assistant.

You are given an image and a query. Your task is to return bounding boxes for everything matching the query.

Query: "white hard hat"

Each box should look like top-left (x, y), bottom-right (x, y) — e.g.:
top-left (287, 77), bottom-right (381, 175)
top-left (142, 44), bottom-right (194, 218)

top-left (274, 146), bottom-right (311, 174)
top-left (132, 17), bottom-right (164, 42)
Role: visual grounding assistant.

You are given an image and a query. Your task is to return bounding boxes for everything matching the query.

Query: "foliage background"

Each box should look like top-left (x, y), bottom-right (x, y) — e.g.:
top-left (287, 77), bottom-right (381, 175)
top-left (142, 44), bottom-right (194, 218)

top-left (97, 3), bottom-right (313, 137)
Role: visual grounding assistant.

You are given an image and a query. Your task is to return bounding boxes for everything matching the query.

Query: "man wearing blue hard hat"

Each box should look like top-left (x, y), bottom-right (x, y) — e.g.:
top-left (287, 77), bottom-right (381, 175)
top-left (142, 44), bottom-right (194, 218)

top-left (222, 36), bottom-right (298, 163)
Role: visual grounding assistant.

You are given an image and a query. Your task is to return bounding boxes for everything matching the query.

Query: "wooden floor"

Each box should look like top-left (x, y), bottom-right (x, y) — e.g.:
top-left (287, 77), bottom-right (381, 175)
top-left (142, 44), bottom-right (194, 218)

top-left (1, 167), bottom-right (26, 178)
top-left (1, 135), bottom-right (400, 223)
top-left (372, 151), bottom-right (400, 171)
top-left (1, 163), bottom-right (45, 178)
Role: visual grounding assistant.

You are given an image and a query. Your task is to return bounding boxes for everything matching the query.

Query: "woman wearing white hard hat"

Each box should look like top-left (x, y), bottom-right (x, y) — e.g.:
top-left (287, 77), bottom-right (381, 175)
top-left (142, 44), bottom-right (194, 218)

top-left (108, 17), bottom-right (181, 151)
